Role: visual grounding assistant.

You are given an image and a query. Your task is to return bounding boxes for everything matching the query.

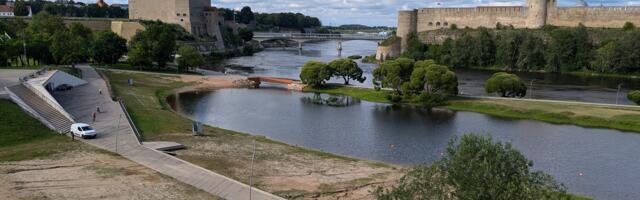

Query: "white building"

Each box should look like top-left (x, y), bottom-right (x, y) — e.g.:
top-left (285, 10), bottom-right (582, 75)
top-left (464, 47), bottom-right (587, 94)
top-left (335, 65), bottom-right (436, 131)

top-left (0, 5), bottom-right (14, 17)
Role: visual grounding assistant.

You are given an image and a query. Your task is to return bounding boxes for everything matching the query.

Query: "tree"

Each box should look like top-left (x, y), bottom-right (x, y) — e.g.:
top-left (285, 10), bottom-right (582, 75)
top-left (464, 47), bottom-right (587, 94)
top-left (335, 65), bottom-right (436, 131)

top-left (300, 61), bottom-right (330, 87)
top-left (590, 41), bottom-right (619, 73)
top-left (496, 31), bottom-right (524, 70)
top-left (238, 6), bottom-right (255, 24)
top-left (176, 45), bottom-right (205, 72)
top-left (617, 31), bottom-right (640, 73)
top-left (127, 21), bottom-right (177, 68)
top-left (327, 58), bottom-right (366, 85)
top-left (628, 90), bottom-right (640, 105)
top-left (485, 72), bottom-right (527, 98)
top-left (474, 27), bottom-right (496, 67)
top-left (13, 0), bottom-right (30, 16)
top-left (49, 30), bottom-right (86, 67)
top-left (408, 60), bottom-right (458, 96)
top-left (237, 28), bottom-right (254, 42)
top-left (69, 23), bottom-right (93, 40)
top-left (27, 12), bottom-right (66, 37)
top-left (517, 34), bottom-right (546, 70)
top-left (90, 31), bottom-right (127, 64)
top-left (623, 22), bottom-right (636, 31)
top-left (450, 33), bottom-right (476, 68)
top-left (375, 134), bottom-right (567, 200)
top-left (373, 58), bottom-right (415, 94)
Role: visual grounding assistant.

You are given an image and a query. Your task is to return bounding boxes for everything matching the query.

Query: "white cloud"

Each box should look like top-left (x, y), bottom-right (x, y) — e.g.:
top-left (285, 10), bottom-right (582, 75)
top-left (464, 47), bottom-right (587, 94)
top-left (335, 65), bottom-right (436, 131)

top-left (94, 0), bottom-right (632, 26)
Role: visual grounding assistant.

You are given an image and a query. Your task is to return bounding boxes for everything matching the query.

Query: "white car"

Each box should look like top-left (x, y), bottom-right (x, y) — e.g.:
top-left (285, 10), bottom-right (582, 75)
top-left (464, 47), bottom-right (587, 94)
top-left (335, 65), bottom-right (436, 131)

top-left (70, 123), bottom-right (97, 139)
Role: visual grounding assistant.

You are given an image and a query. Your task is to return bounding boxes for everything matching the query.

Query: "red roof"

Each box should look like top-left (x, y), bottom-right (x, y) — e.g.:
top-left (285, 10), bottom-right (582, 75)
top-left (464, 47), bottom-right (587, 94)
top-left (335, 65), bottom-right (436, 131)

top-left (0, 5), bottom-right (13, 13)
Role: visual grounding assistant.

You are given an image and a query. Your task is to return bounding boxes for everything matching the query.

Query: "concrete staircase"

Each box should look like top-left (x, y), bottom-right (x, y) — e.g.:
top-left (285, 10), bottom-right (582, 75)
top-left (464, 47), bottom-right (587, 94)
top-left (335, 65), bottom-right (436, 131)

top-left (6, 84), bottom-right (73, 133)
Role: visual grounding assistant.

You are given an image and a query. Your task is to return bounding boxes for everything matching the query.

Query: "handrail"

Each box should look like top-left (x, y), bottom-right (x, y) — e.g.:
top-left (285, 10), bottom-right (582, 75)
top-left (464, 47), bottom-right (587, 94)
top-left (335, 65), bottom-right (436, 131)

top-left (19, 66), bottom-right (50, 83)
top-left (119, 99), bottom-right (143, 144)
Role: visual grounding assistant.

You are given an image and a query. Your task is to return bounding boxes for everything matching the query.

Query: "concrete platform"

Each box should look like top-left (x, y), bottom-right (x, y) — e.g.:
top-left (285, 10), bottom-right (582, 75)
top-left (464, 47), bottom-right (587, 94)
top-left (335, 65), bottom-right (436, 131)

top-left (143, 141), bottom-right (185, 151)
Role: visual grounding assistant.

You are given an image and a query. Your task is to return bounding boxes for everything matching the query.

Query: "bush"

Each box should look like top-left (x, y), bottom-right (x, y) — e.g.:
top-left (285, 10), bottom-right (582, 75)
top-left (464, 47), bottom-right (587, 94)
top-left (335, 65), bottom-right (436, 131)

top-left (347, 55), bottom-right (362, 60)
top-left (623, 22), bottom-right (636, 31)
top-left (485, 72), bottom-right (527, 98)
top-left (374, 134), bottom-right (567, 200)
top-left (299, 61), bottom-right (330, 87)
top-left (386, 93), bottom-right (403, 103)
top-left (628, 90), bottom-right (640, 105)
top-left (417, 92), bottom-right (446, 108)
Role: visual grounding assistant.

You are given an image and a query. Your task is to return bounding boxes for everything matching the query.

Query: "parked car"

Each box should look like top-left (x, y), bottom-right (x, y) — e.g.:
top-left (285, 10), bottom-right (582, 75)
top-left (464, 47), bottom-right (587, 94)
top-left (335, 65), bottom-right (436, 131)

top-left (55, 84), bottom-right (73, 91)
top-left (70, 123), bottom-right (97, 139)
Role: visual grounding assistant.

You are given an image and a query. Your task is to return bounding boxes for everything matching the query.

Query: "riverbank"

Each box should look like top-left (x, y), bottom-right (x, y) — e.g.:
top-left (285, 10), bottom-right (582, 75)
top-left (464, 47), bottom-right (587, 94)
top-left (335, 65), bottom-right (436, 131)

top-left (0, 100), bottom-right (220, 200)
top-left (102, 70), bottom-right (405, 199)
top-left (306, 85), bottom-right (640, 133)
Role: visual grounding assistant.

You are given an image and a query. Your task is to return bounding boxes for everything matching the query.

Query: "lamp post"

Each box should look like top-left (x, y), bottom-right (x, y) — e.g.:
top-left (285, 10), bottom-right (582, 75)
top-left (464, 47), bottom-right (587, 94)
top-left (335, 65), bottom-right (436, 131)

top-left (530, 79), bottom-right (535, 99)
top-left (116, 114), bottom-right (122, 153)
top-left (616, 83), bottom-right (624, 105)
top-left (249, 140), bottom-right (256, 200)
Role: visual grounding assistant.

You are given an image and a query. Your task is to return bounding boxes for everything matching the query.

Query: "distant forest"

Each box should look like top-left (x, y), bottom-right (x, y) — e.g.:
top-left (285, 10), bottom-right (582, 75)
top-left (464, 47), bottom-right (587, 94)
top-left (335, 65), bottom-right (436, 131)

top-left (8, 0), bottom-right (127, 18)
top-left (218, 7), bottom-right (321, 31)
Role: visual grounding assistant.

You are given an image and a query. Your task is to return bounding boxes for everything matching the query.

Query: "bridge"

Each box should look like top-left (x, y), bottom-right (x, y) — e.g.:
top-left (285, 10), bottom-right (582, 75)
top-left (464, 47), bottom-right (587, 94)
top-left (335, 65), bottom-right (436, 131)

top-left (248, 76), bottom-right (305, 90)
top-left (253, 32), bottom-right (389, 50)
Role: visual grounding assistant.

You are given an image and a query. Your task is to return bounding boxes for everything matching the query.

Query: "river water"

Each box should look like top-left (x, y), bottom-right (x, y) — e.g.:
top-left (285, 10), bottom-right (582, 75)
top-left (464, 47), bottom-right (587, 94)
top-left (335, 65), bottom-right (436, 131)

top-left (169, 88), bottom-right (640, 200)
top-left (221, 40), bottom-right (640, 105)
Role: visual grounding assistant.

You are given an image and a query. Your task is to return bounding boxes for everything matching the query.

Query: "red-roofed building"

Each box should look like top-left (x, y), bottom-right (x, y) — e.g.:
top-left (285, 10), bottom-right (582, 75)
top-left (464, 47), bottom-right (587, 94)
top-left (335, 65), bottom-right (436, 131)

top-left (0, 5), bottom-right (14, 17)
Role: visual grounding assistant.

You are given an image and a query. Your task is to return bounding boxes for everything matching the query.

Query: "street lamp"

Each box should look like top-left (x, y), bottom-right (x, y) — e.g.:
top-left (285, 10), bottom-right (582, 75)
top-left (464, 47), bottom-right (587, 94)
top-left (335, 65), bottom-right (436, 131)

top-left (530, 79), bottom-right (535, 99)
top-left (616, 83), bottom-right (624, 105)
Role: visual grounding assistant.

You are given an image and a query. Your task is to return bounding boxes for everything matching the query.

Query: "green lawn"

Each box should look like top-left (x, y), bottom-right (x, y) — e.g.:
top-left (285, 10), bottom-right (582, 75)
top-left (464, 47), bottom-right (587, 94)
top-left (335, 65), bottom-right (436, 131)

top-left (0, 100), bottom-right (86, 161)
top-left (306, 85), bottom-right (640, 133)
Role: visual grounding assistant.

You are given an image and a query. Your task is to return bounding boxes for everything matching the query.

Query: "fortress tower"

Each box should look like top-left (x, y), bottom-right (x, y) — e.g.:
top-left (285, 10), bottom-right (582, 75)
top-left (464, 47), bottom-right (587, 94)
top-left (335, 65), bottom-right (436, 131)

top-left (396, 10), bottom-right (417, 52)
top-left (526, 0), bottom-right (548, 28)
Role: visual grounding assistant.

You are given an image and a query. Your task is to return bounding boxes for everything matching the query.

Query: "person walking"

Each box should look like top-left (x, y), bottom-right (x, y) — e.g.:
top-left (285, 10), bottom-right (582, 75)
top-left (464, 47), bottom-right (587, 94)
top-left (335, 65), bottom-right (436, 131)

top-left (96, 106), bottom-right (101, 113)
top-left (99, 88), bottom-right (102, 95)
top-left (71, 131), bottom-right (75, 140)
top-left (92, 111), bottom-right (97, 122)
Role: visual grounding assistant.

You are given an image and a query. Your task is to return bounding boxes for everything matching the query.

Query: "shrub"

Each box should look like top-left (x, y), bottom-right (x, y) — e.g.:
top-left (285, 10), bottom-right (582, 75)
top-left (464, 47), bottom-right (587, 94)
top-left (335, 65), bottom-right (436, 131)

top-left (623, 22), bottom-right (636, 31)
top-left (374, 134), bottom-right (567, 200)
top-left (628, 90), bottom-right (640, 105)
top-left (485, 72), bottom-right (527, 98)
top-left (417, 92), bottom-right (446, 109)
top-left (347, 55), bottom-right (362, 60)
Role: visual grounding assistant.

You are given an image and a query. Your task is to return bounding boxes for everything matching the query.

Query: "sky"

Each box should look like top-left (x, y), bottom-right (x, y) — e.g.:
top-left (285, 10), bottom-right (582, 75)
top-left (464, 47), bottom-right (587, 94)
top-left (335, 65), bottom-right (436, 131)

top-left (98, 0), bottom-right (639, 26)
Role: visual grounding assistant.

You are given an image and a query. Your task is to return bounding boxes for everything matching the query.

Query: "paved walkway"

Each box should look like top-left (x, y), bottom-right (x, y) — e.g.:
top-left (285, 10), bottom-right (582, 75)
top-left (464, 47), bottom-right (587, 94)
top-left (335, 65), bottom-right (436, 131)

top-left (54, 65), bottom-right (282, 200)
top-left (0, 69), bottom-right (35, 97)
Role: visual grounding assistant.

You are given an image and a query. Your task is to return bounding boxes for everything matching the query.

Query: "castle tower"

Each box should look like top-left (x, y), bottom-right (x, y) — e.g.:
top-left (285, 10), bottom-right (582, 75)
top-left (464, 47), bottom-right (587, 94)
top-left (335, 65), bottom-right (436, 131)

top-left (526, 0), bottom-right (548, 28)
top-left (396, 10), bottom-right (417, 52)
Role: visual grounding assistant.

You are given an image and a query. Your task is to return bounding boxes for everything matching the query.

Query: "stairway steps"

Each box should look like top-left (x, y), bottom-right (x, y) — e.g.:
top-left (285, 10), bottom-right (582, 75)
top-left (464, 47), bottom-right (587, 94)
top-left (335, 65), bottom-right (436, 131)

top-left (7, 84), bottom-right (73, 133)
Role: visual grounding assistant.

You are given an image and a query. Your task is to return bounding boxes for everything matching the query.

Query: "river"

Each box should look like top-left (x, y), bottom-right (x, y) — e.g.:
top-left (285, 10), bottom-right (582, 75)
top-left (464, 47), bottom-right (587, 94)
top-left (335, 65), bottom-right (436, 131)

top-left (168, 88), bottom-right (640, 200)
top-left (221, 40), bottom-right (640, 105)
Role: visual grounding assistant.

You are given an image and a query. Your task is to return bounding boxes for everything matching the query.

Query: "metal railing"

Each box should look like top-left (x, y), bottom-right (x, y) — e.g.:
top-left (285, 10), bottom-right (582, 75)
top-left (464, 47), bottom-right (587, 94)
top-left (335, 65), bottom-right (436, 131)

top-left (253, 32), bottom-right (389, 40)
top-left (19, 66), bottom-right (50, 83)
top-left (119, 99), bottom-right (143, 144)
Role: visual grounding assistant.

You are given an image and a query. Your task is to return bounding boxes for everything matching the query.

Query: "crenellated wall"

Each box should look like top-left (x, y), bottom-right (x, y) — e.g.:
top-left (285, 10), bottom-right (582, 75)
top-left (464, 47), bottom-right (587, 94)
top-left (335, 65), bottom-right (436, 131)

top-left (392, 0), bottom-right (640, 54)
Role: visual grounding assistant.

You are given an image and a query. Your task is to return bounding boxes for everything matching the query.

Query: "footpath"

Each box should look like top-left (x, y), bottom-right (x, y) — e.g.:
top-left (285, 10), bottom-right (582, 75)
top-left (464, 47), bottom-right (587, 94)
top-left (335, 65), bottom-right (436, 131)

top-left (54, 65), bottom-right (282, 200)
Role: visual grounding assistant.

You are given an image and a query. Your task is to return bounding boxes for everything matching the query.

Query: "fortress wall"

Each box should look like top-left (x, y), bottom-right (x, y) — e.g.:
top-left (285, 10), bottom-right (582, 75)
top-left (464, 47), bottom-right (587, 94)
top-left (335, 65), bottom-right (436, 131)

top-left (111, 21), bottom-right (145, 41)
top-left (548, 6), bottom-right (640, 28)
top-left (63, 19), bottom-right (112, 31)
top-left (396, 10), bottom-right (417, 51)
top-left (415, 7), bottom-right (528, 32)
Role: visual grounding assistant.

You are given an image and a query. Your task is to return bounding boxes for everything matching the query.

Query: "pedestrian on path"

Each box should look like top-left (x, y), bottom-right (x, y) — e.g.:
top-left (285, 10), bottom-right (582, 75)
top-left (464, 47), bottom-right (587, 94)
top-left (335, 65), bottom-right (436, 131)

top-left (96, 106), bottom-right (101, 113)
top-left (99, 88), bottom-right (102, 95)
top-left (92, 111), bottom-right (96, 122)
top-left (71, 132), bottom-right (75, 140)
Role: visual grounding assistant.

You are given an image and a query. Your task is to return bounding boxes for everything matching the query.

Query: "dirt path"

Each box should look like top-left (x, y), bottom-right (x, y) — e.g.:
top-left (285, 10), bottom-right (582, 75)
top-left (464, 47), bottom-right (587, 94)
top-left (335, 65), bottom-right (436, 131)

top-left (0, 150), bottom-right (219, 200)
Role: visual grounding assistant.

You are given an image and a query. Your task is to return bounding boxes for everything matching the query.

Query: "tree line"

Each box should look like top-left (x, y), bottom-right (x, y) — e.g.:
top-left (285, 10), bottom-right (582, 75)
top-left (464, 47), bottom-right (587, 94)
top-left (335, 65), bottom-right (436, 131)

top-left (10, 0), bottom-right (128, 18)
top-left (218, 6), bottom-right (321, 31)
top-left (402, 23), bottom-right (640, 74)
top-left (1, 12), bottom-right (205, 72)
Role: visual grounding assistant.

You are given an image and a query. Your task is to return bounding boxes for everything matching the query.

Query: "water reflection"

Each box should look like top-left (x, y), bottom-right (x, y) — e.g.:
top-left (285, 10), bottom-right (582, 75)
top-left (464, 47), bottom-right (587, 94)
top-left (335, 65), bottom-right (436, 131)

top-left (301, 93), bottom-right (361, 107)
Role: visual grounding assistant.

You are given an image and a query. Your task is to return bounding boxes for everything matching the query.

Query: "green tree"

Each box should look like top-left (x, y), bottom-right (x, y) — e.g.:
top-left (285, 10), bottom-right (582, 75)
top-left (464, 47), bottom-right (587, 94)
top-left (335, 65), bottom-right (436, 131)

top-left (90, 31), bottom-right (127, 64)
top-left (238, 6), bottom-right (255, 24)
top-left (617, 30), bottom-right (640, 72)
top-left (450, 33), bottom-right (476, 68)
top-left (49, 30), bottom-right (86, 67)
top-left (69, 23), bottom-right (93, 40)
top-left (485, 72), bottom-right (528, 98)
top-left (27, 12), bottom-right (66, 38)
top-left (13, 0), bottom-right (30, 16)
top-left (546, 28), bottom-right (576, 72)
top-left (517, 34), bottom-right (546, 70)
top-left (474, 27), bottom-right (496, 67)
top-left (623, 22), bottom-right (636, 31)
top-left (300, 61), bottom-right (331, 87)
top-left (176, 45), bottom-right (205, 72)
top-left (375, 134), bottom-right (567, 200)
top-left (573, 24), bottom-right (592, 71)
top-left (373, 58), bottom-right (415, 94)
top-left (408, 60), bottom-right (458, 96)
top-left (237, 28), bottom-right (254, 42)
top-left (628, 90), bottom-right (640, 105)
top-left (402, 33), bottom-right (428, 60)
top-left (127, 21), bottom-right (177, 68)
top-left (590, 42), bottom-right (619, 73)
top-left (327, 58), bottom-right (366, 85)
top-left (496, 31), bottom-right (524, 70)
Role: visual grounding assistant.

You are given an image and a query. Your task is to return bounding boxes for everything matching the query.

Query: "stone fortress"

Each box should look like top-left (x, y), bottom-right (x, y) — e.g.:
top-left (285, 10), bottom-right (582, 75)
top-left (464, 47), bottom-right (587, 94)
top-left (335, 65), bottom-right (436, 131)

top-left (128, 0), bottom-right (226, 49)
top-left (378, 0), bottom-right (640, 60)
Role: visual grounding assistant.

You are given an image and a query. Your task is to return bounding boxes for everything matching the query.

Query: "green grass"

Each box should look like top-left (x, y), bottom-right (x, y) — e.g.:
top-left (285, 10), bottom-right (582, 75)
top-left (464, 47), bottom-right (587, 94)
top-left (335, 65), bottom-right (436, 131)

top-left (94, 62), bottom-right (200, 75)
top-left (0, 100), bottom-right (85, 161)
top-left (307, 85), bottom-right (640, 133)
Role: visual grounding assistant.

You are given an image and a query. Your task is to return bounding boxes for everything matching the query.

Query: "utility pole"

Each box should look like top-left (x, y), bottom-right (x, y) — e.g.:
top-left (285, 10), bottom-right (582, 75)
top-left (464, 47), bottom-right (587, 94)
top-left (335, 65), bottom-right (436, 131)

top-left (249, 140), bottom-right (256, 200)
top-left (616, 83), bottom-right (623, 105)
top-left (116, 114), bottom-right (122, 153)
top-left (22, 30), bottom-right (27, 67)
